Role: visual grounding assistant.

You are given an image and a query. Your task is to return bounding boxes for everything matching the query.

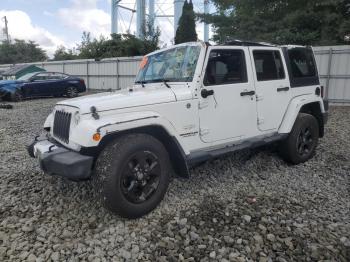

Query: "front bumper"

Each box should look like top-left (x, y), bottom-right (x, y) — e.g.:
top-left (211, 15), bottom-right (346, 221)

top-left (28, 136), bottom-right (94, 180)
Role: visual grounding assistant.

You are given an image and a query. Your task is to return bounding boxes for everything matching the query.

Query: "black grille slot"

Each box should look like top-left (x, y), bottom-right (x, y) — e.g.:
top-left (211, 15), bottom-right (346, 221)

top-left (53, 110), bottom-right (72, 143)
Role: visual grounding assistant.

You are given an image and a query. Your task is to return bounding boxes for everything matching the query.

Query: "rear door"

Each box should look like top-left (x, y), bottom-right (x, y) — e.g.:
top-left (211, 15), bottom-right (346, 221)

top-left (47, 73), bottom-right (66, 95)
top-left (249, 47), bottom-right (291, 131)
top-left (198, 46), bottom-right (258, 143)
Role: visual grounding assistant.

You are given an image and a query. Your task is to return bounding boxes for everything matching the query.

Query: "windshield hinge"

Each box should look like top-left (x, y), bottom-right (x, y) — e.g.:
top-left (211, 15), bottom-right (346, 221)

top-left (257, 118), bottom-right (265, 125)
top-left (198, 101), bottom-right (209, 109)
top-left (200, 128), bottom-right (210, 136)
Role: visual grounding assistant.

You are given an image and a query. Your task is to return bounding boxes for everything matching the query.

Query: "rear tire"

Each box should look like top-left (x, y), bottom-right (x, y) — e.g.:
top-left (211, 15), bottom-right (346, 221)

top-left (279, 113), bottom-right (319, 164)
top-left (66, 86), bottom-right (78, 98)
top-left (93, 133), bottom-right (171, 218)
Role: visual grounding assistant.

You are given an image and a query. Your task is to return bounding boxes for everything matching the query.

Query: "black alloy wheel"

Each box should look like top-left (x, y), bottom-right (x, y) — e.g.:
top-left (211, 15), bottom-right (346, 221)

top-left (296, 127), bottom-right (313, 157)
top-left (93, 133), bottom-right (171, 218)
top-left (279, 113), bottom-right (319, 164)
top-left (67, 86), bottom-right (78, 98)
top-left (12, 90), bottom-right (23, 102)
top-left (120, 151), bottom-right (161, 204)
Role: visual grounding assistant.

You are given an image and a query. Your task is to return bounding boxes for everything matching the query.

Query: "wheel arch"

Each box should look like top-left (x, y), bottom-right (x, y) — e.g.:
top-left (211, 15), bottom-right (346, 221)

top-left (279, 95), bottom-right (325, 137)
top-left (299, 102), bottom-right (325, 137)
top-left (90, 125), bottom-right (190, 178)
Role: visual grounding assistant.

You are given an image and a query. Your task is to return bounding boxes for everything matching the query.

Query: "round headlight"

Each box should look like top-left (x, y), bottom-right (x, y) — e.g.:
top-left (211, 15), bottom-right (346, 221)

top-left (73, 111), bottom-right (80, 124)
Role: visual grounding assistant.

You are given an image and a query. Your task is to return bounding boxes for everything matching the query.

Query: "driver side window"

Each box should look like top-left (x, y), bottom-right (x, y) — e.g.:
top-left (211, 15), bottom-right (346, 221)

top-left (204, 49), bottom-right (248, 86)
top-left (32, 73), bottom-right (48, 81)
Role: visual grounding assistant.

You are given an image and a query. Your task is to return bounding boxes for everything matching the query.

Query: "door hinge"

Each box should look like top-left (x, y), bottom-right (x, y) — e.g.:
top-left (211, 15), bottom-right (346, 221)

top-left (257, 118), bottom-right (264, 125)
top-left (199, 128), bottom-right (210, 136)
top-left (198, 101), bottom-right (209, 109)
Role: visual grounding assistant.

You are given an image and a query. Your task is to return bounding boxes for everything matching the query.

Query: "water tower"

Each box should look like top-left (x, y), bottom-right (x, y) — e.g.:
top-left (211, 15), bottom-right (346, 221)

top-left (111, 0), bottom-right (209, 41)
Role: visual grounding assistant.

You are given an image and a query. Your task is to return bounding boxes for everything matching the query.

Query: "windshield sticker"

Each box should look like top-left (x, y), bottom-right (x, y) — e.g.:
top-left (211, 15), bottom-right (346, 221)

top-left (140, 56), bottom-right (148, 69)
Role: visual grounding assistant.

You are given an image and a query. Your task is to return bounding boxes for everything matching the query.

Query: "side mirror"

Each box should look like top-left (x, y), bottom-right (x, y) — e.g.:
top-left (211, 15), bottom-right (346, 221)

top-left (201, 89), bottom-right (214, 98)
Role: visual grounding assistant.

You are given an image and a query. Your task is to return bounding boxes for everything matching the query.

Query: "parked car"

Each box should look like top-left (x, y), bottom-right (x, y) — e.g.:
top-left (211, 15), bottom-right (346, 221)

top-left (28, 41), bottom-right (328, 218)
top-left (0, 72), bottom-right (86, 101)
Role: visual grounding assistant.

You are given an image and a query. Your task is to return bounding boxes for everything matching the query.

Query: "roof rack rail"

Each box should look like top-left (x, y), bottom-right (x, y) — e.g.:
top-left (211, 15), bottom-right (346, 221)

top-left (221, 40), bottom-right (275, 47)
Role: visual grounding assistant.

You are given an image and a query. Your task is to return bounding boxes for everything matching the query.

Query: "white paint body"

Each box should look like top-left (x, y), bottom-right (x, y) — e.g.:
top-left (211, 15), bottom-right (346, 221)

top-left (44, 42), bottom-right (326, 158)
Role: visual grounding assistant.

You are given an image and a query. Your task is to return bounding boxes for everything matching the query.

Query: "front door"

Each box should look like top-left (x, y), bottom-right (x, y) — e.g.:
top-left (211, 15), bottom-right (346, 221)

top-left (198, 46), bottom-right (258, 144)
top-left (26, 72), bottom-right (50, 97)
top-left (249, 47), bottom-right (291, 131)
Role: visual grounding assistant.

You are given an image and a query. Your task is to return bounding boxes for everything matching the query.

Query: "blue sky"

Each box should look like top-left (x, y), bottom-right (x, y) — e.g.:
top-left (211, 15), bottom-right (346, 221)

top-left (0, 0), bottom-right (211, 57)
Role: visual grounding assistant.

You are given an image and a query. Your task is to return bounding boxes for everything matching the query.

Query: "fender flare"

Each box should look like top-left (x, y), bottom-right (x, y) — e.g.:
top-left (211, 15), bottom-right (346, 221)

top-left (279, 95), bottom-right (325, 134)
top-left (96, 125), bottom-right (190, 178)
top-left (72, 111), bottom-right (190, 178)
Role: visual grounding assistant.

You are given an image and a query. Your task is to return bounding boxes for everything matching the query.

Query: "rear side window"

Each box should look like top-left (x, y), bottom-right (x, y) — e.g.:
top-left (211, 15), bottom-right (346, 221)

top-left (204, 49), bottom-right (247, 86)
top-left (253, 50), bottom-right (285, 81)
top-left (288, 49), bottom-right (317, 78)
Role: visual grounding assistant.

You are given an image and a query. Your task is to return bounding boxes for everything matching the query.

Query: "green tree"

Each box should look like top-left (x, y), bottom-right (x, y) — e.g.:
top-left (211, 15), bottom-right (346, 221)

top-left (75, 26), bottom-right (160, 60)
top-left (198, 0), bottom-right (350, 45)
top-left (53, 45), bottom-right (78, 61)
top-left (175, 0), bottom-right (198, 44)
top-left (0, 39), bottom-right (47, 64)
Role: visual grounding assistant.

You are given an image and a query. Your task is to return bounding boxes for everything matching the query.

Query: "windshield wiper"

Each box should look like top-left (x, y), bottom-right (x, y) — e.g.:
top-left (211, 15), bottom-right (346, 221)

top-left (163, 79), bottom-right (171, 88)
top-left (135, 80), bottom-right (146, 88)
top-left (141, 78), bottom-right (173, 88)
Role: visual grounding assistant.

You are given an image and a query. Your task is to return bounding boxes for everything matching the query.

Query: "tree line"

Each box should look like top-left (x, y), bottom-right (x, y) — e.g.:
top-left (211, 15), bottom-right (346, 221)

top-left (198, 0), bottom-right (350, 45)
top-left (0, 0), bottom-right (349, 64)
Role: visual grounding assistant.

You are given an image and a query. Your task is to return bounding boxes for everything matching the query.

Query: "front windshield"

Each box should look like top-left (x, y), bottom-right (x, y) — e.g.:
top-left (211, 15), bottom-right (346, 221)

top-left (17, 72), bottom-right (37, 81)
top-left (135, 44), bottom-right (201, 83)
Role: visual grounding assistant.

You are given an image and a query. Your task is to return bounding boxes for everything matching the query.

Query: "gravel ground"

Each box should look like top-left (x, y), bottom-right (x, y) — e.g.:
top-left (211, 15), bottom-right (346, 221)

top-left (0, 96), bottom-right (349, 262)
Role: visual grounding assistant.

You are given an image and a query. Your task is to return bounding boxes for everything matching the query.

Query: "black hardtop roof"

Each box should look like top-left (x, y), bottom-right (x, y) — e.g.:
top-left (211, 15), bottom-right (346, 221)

top-left (219, 40), bottom-right (276, 47)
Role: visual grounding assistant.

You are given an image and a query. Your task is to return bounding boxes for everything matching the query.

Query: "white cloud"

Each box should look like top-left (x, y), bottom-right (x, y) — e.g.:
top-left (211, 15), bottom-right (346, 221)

top-left (57, 0), bottom-right (111, 38)
top-left (43, 10), bottom-right (54, 17)
top-left (0, 10), bottom-right (65, 57)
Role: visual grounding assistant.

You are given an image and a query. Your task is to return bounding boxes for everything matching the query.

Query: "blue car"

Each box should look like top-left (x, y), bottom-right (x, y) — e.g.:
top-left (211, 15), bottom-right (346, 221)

top-left (0, 72), bottom-right (86, 102)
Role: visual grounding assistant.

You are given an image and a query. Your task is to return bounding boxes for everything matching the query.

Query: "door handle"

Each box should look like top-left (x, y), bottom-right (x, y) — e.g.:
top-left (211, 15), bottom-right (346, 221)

top-left (240, 90), bottom-right (255, 96)
top-left (277, 87), bottom-right (290, 92)
top-left (201, 89), bottom-right (214, 98)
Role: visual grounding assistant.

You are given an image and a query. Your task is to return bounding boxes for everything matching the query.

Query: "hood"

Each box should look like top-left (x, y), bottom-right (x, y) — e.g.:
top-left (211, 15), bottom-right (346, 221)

top-left (0, 80), bottom-right (20, 86)
top-left (0, 80), bottom-right (22, 91)
top-left (57, 86), bottom-right (177, 114)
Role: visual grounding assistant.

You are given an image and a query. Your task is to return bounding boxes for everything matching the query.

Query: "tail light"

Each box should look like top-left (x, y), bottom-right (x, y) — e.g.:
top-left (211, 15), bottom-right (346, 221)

top-left (80, 79), bottom-right (85, 85)
top-left (321, 85), bottom-right (324, 98)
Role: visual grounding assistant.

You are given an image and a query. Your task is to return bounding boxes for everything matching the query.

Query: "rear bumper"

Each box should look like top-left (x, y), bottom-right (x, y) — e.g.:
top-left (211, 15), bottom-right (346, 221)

top-left (322, 112), bottom-right (328, 125)
top-left (323, 99), bottom-right (329, 124)
top-left (28, 137), bottom-right (93, 180)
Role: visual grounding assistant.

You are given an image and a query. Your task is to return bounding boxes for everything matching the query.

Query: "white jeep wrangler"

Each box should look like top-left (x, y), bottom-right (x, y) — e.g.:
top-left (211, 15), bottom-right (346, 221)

top-left (28, 41), bottom-right (328, 218)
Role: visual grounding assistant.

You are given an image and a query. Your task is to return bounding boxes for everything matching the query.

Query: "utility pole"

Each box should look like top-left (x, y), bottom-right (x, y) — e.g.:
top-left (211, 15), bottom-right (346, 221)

top-left (3, 16), bottom-right (10, 43)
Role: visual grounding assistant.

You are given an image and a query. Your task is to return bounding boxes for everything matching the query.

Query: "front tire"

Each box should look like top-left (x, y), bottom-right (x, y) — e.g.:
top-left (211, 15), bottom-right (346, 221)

top-left (93, 133), bottom-right (171, 218)
top-left (279, 113), bottom-right (319, 164)
top-left (11, 90), bottom-right (23, 102)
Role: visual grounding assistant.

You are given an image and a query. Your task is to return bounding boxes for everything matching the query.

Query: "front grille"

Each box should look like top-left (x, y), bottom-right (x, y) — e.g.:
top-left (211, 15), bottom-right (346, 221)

top-left (53, 110), bottom-right (72, 143)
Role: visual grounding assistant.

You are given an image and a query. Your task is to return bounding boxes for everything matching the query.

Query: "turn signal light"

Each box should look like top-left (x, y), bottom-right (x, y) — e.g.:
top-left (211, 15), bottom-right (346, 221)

top-left (93, 133), bottom-right (101, 141)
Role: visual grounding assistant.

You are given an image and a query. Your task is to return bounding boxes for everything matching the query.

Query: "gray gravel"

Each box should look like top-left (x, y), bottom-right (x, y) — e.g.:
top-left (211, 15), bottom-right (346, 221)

top-left (0, 96), bottom-right (349, 261)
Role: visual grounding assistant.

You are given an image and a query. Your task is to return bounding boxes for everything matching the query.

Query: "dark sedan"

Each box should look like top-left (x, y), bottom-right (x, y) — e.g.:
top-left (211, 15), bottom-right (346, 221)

top-left (0, 72), bottom-right (86, 102)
